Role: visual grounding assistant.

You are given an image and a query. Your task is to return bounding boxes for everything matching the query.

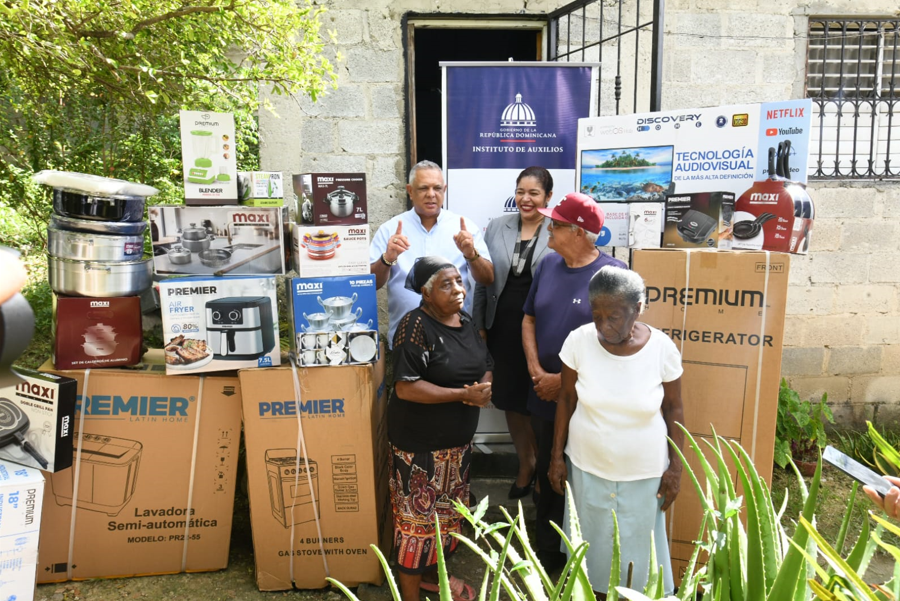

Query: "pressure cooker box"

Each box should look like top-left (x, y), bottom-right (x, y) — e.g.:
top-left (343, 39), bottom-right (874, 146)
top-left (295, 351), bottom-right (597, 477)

top-left (662, 191), bottom-right (735, 250)
top-left (292, 224), bottom-right (371, 278)
top-left (293, 173), bottom-right (367, 226)
top-left (239, 353), bottom-right (388, 590)
top-left (0, 368), bottom-right (76, 472)
top-left (632, 248), bottom-right (790, 583)
top-left (53, 296), bottom-right (143, 370)
top-left (158, 276), bottom-right (281, 376)
top-left (179, 110), bottom-right (238, 205)
top-left (0, 459), bottom-right (44, 601)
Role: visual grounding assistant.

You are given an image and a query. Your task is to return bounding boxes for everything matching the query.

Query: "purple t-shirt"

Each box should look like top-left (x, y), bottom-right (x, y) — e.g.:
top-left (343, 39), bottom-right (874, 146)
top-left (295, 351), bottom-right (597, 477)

top-left (523, 251), bottom-right (628, 420)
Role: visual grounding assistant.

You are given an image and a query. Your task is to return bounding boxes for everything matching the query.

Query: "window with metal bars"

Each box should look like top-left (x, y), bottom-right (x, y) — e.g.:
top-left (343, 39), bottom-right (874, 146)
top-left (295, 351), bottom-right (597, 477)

top-left (806, 18), bottom-right (899, 179)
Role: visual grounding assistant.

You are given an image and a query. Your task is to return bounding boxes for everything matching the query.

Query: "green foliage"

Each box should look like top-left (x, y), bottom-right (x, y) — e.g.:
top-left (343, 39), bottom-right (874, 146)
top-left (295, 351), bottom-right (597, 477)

top-left (835, 427), bottom-right (900, 478)
top-left (775, 378), bottom-right (835, 468)
top-left (596, 151), bottom-right (655, 169)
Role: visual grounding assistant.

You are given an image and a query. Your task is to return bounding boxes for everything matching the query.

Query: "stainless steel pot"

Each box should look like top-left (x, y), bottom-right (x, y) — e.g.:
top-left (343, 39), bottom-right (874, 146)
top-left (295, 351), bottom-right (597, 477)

top-left (50, 214), bottom-right (147, 236)
top-left (180, 223), bottom-right (215, 252)
top-left (317, 293), bottom-right (357, 319)
top-left (324, 187), bottom-right (358, 218)
top-left (329, 308), bottom-right (363, 329)
top-left (167, 246), bottom-right (192, 265)
top-left (48, 225), bottom-right (144, 262)
top-left (302, 312), bottom-right (332, 331)
top-left (52, 188), bottom-right (145, 222)
top-left (198, 249), bottom-right (231, 267)
top-left (341, 319), bottom-right (374, 332)
top-left (48, 255), bottom-right (152, 297)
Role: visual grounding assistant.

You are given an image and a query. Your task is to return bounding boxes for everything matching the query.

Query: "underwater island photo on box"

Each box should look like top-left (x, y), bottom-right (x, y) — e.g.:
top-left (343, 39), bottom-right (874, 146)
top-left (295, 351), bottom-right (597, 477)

top-left (580, 145), bottom-right (674, 202)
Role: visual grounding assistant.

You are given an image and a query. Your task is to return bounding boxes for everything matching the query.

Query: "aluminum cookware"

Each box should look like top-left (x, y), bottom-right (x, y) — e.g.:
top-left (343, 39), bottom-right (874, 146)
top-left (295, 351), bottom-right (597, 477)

top-left (33, 170), bottom-right (159, 198)
top-left (324, 186), bottom-right (358, 218)
top-left (48, 225), bottom-right (144, 262)
top-left (341, 318), bottom-right (374, 332)
top-left (302, 312), bottom-right (332, 331)
top-left (48, 255), bottom-right (152, 297)
top-left (329, 308), bottom-right (363, 329)
top-left (180, 223), bottom-right (215, 252)
top-left (52, 188), bottom-right (145, 222)
top-left (317, 293), bottom-right (357, 319)
top-left (50, 214), bottom-right (147, 236)
top-left (167, 246), bottom-right (192, 265)
top-left (198, 249), bottom-right (231, 267)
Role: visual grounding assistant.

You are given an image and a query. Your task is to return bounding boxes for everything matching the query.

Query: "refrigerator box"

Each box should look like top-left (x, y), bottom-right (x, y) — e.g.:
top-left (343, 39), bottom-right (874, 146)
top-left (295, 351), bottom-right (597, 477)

top-left (628, 202), bottom-right (664, 249)
top-left (159, 276), bottom-right (280, 376)
top-left (662, 191), bottom-right (735, 250)
top-left (595, 202), bottom-right (630, 247)
top-left (238, 171), bottom-right (284, 207)
top-left (179, 110), bottom-right (239, 205)
top-left (0, 459), bottom-right (44, 601)
top-left (239, 354), bottom-right (389, 590)
top-left (0, 368), bottom-right (76, 472)
top-left (53, 296), bottom-right (143, 369)
top-left (293, 173), bottom-right (368, 226)
top-left (632, 248), bottom-right (790, 583)
top-left (292, 224), bottom-right (371, 278)
top-left (148, 205), bottom-right (290, 276)
top-left (37, 352), bottom-right (242, 582)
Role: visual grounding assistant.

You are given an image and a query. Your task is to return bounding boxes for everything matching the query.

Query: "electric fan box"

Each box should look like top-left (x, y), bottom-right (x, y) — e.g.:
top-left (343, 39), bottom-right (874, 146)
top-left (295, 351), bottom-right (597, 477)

top-left (179, 110), bottom-right (239, 205)
top-left (291, 224), bottom-right (371, 278)
top-left (0, 459), bottom-right (44, 601)
top-left (292, 173), bottom-right (368, 226)
top-left (238, 352), bottom-right (388, 590)
top-left (37, 352), bottom-right (243, 583)
top-left (0, 368), bottom-right (75, 473)
top-left (53, 295), bottom-right (143, 370)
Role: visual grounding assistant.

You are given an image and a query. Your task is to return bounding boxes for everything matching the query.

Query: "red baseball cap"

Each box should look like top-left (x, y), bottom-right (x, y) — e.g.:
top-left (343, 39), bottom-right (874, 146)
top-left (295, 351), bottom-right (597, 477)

top-left (537, 192), bottom-right (605, 235)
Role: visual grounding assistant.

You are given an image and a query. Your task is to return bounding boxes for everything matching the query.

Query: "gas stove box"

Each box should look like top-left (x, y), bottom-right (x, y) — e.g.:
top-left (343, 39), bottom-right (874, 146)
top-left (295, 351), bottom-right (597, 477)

top-left (292, 224), bottom-right (371, 278)
top-left (148, 205), bottom-right (290, 276)
top-left (239, 353), bottom-right (388, 590)
top-left (180, 110), bottom-right (239, 205)
top-left (238, 171), bottom-right (284, 207)
top-left (662, 191), bottom-right (735, 249)
top-left (293, 173), bottom-right (367, 226)
top-left (0, 369), bottom-right (75, 473)
top-left (0, 459), bottom-right (44, 601)
top-left (37, 352), bottom-right (242, 582)
top-left (53, 296), bottom-right (143, 370)
top-left (158, 276), bottom-right (281, 376)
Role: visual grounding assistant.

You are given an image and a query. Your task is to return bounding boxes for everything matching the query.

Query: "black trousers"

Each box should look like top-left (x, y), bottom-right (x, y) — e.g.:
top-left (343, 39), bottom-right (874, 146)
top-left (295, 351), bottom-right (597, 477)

top-left (532, 414), bottom-right (566, 566)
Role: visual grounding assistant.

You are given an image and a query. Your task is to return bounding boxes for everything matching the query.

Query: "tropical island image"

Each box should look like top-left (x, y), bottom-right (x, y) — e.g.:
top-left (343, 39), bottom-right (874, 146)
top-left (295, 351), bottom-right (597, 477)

top-left (580, 145), bottom-right (674, 201)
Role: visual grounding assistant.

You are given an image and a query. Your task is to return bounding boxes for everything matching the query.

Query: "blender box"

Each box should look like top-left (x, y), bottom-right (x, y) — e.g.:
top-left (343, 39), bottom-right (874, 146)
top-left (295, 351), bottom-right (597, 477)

top-left (179, 110), bottom-right (239, 205)
top-left (0, 459), bottom-right (44, 601)
top-left (292, 224), bottom-right (371, 278)
top-left (0, 368), bottom-right (76, 472)
top-left (53, 295), bottom-right (143, 369)
top-left (148, 205), bottom-right (290, 276)
top-left (238, 171), bottom-right (284, 207)
top-left (158, 276), bottom-right (281, 375)
top-left (238, 354), bottom-right (388, 590)
top-left (293, 173), bottom-right (367, 226)
top-left (662, 191), bottom-right (735, 250)
top-left (37, 352), bottom-right (242, 582)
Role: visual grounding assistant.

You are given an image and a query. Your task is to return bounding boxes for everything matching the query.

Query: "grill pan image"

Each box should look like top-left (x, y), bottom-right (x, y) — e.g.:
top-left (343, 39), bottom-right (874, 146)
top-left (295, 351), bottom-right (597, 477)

top-left (0, 398), bottom-right (49, 468)
top-left (676, 210), bottom-right (718, 244)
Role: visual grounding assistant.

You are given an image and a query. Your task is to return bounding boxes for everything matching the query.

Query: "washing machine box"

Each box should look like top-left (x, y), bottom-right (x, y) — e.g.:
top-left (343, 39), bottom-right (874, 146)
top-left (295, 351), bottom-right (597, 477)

top-left (239, 353), bottom-right (388, 590)
top-left (0, 369), bottom-right (75, 473)
top-left (0, 459), bottom-right (44, 601)
top-left (158, 275), bottom-right (281, 376)
top-left (53, 296), bottom-right (143, 370)
top-left (180, 110), bottom-right (239, 205)
top-left (662, 191), bottom-right (735, 250)
top-left (293, 173), bottom-right (368, 226)
top-left (36, 352), bottom-right (242, 582)
top-left (292, 224), bottom-right (371, 278)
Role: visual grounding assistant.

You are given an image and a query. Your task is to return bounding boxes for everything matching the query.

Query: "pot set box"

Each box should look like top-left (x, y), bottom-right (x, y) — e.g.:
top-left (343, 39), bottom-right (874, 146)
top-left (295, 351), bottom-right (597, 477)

top-left (0, 368), bottom-right (76, 473)
top-left (293, 173), bottom-right (367, 226)
top-left (238, 172), bottom-right (284, 207)
top-left (238, 354), bottom-right (389, 590)
top-left (148, 205), bottom-right (290, 276)
top-left (37, 352), bottom-right (242, 582)
top-left (662, 191), bottom-right (735, 250)
top-left (0, 459), bottom-right (44, 601)
top-left (53, 296), bottom-right (142, 370)
top-left (179, 110), bottom-right (238, 205)
top-left (632, 248), bottom-right (790, 583)
top-left (159, 276), bottom-right (280, 376)
top-left (292, 225), bottom-right (371, 278)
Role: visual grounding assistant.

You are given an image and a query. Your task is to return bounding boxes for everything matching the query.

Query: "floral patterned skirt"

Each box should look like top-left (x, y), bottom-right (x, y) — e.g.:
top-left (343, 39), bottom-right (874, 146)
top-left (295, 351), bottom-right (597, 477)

top-left (389, 442), bottom-right (472, 574)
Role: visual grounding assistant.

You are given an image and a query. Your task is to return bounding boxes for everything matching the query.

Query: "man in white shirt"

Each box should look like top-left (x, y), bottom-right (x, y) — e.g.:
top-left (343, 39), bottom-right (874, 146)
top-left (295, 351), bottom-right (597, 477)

top-left (370, 160), bottom-right (494, 346)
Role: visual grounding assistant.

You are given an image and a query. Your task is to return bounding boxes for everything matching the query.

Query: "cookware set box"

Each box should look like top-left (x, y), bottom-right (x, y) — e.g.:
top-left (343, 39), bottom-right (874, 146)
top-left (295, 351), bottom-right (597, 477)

top-left (293, 173), bottom-right (368, 226)
top-left (292, 225), bottom-right (371, 278)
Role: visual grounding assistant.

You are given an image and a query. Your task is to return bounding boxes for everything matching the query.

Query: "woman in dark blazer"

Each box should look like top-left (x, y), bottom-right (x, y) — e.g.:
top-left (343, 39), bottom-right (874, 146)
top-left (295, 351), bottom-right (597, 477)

top-left (473, 166), bottom-right (554, 499)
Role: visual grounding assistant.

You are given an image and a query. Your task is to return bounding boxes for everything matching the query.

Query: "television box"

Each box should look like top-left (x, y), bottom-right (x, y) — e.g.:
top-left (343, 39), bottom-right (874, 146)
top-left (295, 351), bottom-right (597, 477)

top-left (37, 352), bottom-right (242, 582)
top-left (53, 296), bottom-right (143, 370)
top-left (662, 191), bottom-right (735, 250)
top-left (239, 354), bottom-right (388, 590)
top-left (292, 224), bottom-right (371, 278)
top-left (158, 276), bottom-right (281, 376)
top-left (238, 171), bottom-right (284, 207)
top-left (0, 459), bottom-right (44, 601)
top-left (179, 110), bottom-right (239, 205)
top-left (0, 368), bottom-right (75, 472)
top-left (293, 173), bottom-right (367, 226)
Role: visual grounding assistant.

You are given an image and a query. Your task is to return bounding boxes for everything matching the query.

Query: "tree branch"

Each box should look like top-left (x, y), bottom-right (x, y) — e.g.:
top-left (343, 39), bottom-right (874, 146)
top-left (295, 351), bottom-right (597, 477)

top-left (76, 2), bottom-right (238, 39)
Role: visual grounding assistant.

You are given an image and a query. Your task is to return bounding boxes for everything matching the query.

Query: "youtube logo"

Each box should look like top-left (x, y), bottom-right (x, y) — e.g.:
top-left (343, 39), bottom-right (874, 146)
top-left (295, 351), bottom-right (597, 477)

top-left (766, 128), bottom-right (778, 136)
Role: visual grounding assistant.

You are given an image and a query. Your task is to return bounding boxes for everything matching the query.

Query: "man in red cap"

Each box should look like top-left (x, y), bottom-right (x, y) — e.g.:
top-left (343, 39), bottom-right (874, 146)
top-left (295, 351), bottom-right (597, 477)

top-left (522, 192), bottom-right (627, 572)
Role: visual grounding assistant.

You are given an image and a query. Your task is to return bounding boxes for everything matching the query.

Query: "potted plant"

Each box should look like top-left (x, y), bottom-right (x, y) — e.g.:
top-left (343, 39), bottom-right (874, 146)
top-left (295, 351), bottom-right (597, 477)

top-left (774, 378), bottom-right (834, 475)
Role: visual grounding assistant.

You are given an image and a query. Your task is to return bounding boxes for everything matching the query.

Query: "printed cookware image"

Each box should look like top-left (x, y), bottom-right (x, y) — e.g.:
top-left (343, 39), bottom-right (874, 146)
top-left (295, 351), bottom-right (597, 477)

top-left (179, 223), bottom-right (216, 252)
top-left (167, 246), bottom-right (192, 265)
top-left (301, 231), bottom-right (341, 260)
top-left (302, 312), bottom-right (332, 332)
top-left (317, 294), bottom-right (357, 319)
top-left (329, 308), bottom-right (363, 330)
top-left (324, 186), bottom-right (358, 218)
top-left (732, 213), bottom-right (776, 240)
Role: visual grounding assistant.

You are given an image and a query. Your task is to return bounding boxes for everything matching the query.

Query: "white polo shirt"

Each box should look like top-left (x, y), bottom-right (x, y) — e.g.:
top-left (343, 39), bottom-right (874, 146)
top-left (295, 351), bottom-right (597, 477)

top-left (369, 208), bottom-right (491, 347)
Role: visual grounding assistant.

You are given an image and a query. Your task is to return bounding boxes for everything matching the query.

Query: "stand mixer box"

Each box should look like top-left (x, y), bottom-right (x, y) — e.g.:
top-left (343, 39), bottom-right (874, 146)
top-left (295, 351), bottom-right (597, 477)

top-left (293, 173), bottom-right (367, 226)
top-left (0, 459), bottom-right (44, 601)
top-left (180, 110), bottom-right (239, 205)
top-left (159, 276), bottom-right (281, 375)
top-left (53, 296), bottom-right (143, 369)
top-left (292, 224), bottom-right (371, 278)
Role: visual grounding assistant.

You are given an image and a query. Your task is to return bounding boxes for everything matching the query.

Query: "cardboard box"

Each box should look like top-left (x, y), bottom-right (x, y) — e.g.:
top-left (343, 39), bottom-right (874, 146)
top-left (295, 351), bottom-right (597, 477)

top-left (292, 225), bottom-right (371, 278)
top-left (595, 202), bottom-right (630, 247)
top-left (239, 172), bottom-right (285, 207)
top-left (628, 202), bottom-right (664, 249)
top-left (148, 205), bottom-right (290, 276)
top-left (662, 191), bottom-right (735, 250)
top-left (159, 276), bottom-right (281, 375)
top-left (179, 110), bottom-right (238, 205)
top-left (732, 182), bottom-right (814, 255)
top-left (239, 355), bottom-right (389, 590)
top-left (37, 353), bottom-right (242, 582)
top-left (632, 248), bottom-right (790, 583)
top-left (53, 296), bottom-right (143, 369)
top-left (0, 368), bottom-right (76, 472)
top-left (293, 173), bottom-right (368, 226)
top-left (0, 459), bottom-right (44, 601)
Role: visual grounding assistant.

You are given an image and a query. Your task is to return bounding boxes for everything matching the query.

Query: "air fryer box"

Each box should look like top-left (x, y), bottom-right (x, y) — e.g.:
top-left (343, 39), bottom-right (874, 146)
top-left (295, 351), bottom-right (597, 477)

top-left (292, 224), bottom-right (371, 278)
top-left (0, 369), bottom-right (75, 473)
top-left (53, 296), bottom-right (143, 369)
top-left (662, 191), bottom-right (735, 249)
top-left (0, 459), bottom-right (44, 601)
top-left (179, 110), bottom-right (239, 205)
top-left (633, 248), bottom-right (790, 582)
top-left (158, 276), bottom-right (281, 376)
top-left (238, 171), bottom-right (284, 207)
top-left (239, 354), bottom-right (388, 590)
top-left (37, 353), bottom-right (242, 582)
top-left (293, 173), bottom-right (367, 226)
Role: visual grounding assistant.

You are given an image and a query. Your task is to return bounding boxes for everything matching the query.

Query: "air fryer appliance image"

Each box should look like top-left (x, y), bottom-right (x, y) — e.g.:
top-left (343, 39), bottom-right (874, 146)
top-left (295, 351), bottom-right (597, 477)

top-left (206, 297), bottom-right (275, 360)
top-left (676, 210), bottom-right (718, 244)
top-left (50, 433), bottom-right (142, 516)
top-left (0, 398), bottom-right (49, 469)
top-left (265, 448), bottom-right (320, 528)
